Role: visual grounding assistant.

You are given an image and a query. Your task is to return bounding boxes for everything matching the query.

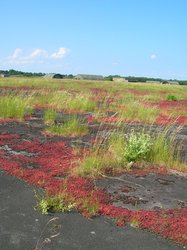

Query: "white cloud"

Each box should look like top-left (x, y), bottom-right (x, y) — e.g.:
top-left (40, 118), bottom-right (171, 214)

top-left (150, 54), bottom-right (157, 60)
top-left (10, 48), bottom-right (22, 60)
top-left (50, 47), bottom-right (69, 59)
top-left (28, 49), bottom-right (48, 59)
top-left (1, 47), bottom-right (70, 66)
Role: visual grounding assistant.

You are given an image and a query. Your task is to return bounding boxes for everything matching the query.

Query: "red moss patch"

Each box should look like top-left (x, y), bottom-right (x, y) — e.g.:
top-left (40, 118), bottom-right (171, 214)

top-left (156, 114), bottom-right (187, 125)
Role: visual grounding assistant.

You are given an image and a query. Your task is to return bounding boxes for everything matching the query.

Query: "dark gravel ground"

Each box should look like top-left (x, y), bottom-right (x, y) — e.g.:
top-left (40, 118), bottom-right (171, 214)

top-left (96, 173), bottom-right (187, 210)
top-left (0, 171), bottom-right (184, 250)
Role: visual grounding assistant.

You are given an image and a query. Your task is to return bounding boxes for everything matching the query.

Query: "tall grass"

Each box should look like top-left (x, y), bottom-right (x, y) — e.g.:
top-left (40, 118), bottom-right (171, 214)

top-left (118, 101), bottom-right (159, 123)
top-left (0, 96), bottom-right (32, 119)
top-left (75, 127), bottom-right (186, 178)
top-left (45, 116), bottom-right (89, 136)
top-left (49, 91), bottom-right (96, 112)
top-left (44, 109), bottom-right (57, 125)
top-left (148, 131), bottom-right (183, 169)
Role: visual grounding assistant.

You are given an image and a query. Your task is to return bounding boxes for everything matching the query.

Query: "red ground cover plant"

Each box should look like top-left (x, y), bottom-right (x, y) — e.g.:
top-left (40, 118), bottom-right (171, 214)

top-left (156, 114), bottom-right (187, 125)
top-left (0, 86), bottom-right (34, 90)
top-left (0, 131), bottom-right (187, 246)
top-left (0, 118), bottom-right (21, 123)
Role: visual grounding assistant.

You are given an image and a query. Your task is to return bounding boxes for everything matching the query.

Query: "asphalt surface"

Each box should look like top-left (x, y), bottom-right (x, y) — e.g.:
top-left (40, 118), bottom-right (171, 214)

top-left (0, 171), bottom-right (185, 250)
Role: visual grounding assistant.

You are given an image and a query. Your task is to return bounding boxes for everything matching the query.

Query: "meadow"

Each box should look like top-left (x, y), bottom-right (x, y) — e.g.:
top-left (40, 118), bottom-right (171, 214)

top-left (0, 77), bottom-right (187, 246)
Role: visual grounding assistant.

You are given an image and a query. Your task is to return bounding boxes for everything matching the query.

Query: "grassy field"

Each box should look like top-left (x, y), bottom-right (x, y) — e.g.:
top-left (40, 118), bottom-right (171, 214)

top-left (0, 77), bottom-right (187, 245)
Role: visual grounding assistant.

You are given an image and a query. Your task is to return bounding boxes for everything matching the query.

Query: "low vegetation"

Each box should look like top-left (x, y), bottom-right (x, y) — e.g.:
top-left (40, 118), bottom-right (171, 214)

top-left (35, 191), bottom-right (75, 214)
top-left (44, 109), bottom-right (57, 125)
top-left (45, 116), bottom-right (89, 136)
top-left (0, 96), bottom-right (32, 119)
top-left (117, 102), bottom-right (160, 123)
top-left (75, 128), bottom-right (185, 177)
top-left (0, 77), bottom-right (187, 245)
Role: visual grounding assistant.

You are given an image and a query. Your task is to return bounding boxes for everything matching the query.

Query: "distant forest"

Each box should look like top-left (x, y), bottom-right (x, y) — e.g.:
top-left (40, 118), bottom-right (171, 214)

top-left (0, 69), bottom-right (187, 85)
top-left (0, 69), bottom-right (44, 77)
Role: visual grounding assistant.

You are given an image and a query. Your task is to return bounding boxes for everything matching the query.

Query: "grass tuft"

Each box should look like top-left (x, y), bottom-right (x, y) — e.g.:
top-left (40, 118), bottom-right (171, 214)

top-left (0, 96), bottom-right (32, 119)
top-left (45, 116), bottom-right (89, 136)
top-left (44, 109), bottom-right (57, 125)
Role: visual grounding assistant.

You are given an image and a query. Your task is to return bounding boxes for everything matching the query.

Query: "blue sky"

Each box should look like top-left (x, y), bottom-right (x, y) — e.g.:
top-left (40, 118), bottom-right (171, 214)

top-left (0, 0), bottom-right (187, 79)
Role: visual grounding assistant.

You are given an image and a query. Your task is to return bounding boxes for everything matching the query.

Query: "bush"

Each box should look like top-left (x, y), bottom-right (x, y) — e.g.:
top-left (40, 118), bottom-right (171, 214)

top-left (166, 94), bottom-right (177, 101)
top-left (124, 130), bottom-right (152, 162)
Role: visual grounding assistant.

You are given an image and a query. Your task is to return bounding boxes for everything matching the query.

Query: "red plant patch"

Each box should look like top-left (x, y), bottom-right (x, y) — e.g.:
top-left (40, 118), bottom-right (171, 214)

top-left (0, 118), bottom-right (21, 123)
top-left (156, 114), bottom-right (187, 125)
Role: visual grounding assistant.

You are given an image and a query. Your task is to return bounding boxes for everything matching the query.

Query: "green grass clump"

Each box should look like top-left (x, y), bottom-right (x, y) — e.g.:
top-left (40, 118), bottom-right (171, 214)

top-left (46, 116), bottom-right (89, 136)
top-left (75, 154), bottom-right (106, 177)
top-left (49, 91), bottom-right (96, 112)
top-left (66, 94), bottom-right (96, 112)
top-left (118, 102), bottom-right (159, 123)
top-left (44, 109), bottom-right (57, 124)
top-left (148, 132), bottom-right (182, 168)
top-left (0, 96), bottom-right (32, 119)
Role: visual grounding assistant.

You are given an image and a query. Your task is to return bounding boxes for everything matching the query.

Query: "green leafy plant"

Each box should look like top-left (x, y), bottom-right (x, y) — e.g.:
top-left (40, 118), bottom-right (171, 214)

top-left (166, 94), bottom-right (177, 101)
top-left (35, 191), bottom-right (75, 215)
top-left (123, 130), bottom-right (153, 163)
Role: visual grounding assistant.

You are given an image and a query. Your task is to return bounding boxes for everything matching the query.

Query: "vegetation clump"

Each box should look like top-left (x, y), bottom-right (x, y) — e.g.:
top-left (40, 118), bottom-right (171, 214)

top-left (123, 130), bottom-right (152, 163)
top-left (35, 192), bottom-right (75, 214)
top-left (75, 129), bottom-right (184, 177)
top-left (166, 94), bottom-right (178, 101)
top-left (44, 109), bottom-right (57, 125)
top-left (0, 96), bottom-right (32, 119)
top-left (45, 116), bottom-right (89, 136)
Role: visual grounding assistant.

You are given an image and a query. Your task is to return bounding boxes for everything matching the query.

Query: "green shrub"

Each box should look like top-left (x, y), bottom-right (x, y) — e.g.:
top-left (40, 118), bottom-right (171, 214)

top-left (166, 94), bottom-right (177, 101)
top-left (123, 130), bottom-right (153, 162)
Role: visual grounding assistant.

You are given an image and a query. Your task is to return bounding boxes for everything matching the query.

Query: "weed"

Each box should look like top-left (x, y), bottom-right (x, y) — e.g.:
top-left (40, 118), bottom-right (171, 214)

top-left (123, 130), bottom-right (153, 163)
top-left (44, 109), bottom-right (57, 125)
top-left (0, 96), bottom-right (32, 119)
top-left (81, 192), bottom-right (99, 217)
top-left (34, 217), bottom-right (61, 250)
top-left (49, 91), bottom-right (96, 112)
top-left (148, 130), bottom-right (182, 168)
top-left (118, 101), bottom-right (159, 123)
top-left (166, 94), bottom-right (177, 101)
top-left (45, 116), bottom-right (89, 136)
top-left (35, 191), bottom-right (75, 214)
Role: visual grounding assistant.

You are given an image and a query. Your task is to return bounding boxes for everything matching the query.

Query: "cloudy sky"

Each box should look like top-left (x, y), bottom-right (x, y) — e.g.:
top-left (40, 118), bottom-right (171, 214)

top-left (0, 0), bottom-right (187, 79)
